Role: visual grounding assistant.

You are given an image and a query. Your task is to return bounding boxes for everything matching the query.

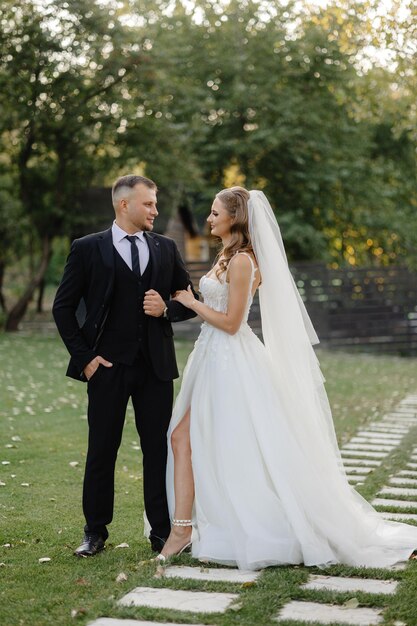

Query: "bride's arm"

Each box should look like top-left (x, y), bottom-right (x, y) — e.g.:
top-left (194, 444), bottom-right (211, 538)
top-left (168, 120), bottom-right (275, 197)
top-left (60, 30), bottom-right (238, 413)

top-left (172, 254), bottom-right (252, 335)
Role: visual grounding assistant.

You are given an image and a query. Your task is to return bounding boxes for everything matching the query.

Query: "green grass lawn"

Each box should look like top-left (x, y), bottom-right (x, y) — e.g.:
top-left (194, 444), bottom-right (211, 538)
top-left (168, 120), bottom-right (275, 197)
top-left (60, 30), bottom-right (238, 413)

top-left (1, 333), bottom-right (417, 626)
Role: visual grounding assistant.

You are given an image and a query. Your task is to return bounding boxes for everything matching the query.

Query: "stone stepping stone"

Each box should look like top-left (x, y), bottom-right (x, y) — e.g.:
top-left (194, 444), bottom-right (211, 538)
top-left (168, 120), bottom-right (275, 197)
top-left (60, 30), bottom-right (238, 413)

top-left (164, 565), bottom-right (260, 583)
top-left (118, 587), bottom-right (239, 614)
top-left (384, 417), bottom-right (417, 425)
top-left (344, 466), bottom-right (374, 475)
top-left (379, 512), bottom-right (417, 522)
top-left (341, 450), bottom-right (388, 459)
top-left (367, 424), bottom-right (409, 433)
top-left (372, 498), bottom-right (417, 509)
top-left (368, 429), bottom-right (409, 437)
top-left (407, 463), bottom-right (417, 470)
top-left (389, 477), bottom-right (417, 486)
top-left (398, 470), bottom-right (417, 477)
top-left (343, 443), bottom-right (395, 452)
top-left (387, 562), bottom-right (407, 571)
top-left (342, 458), bottom-right (381, 467)
top-left (87, 620), bottom-right (201, 626)
top-left (348, 476), bottom-right (367, 484)
top-left (350, 437), bottom-right (400, 446)
top-left (301, 574), bottom-right (398, 595)
top-left (378, 421), bottom-right (411, 429)
top-left (357, 431), bottom-right (403, 440)
top-left (275, 600), bottom-right (383, 625)
top-left (378, 486), bottom-right (417, 497)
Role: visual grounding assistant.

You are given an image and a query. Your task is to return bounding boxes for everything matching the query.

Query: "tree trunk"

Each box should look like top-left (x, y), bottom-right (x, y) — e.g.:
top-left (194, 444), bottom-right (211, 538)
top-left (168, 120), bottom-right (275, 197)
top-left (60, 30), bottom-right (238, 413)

top-left (0, 261), bottom-right (6, 312)
top-left (5, 237), bottom-right (52, 331)
top-left (36, 278), bottom-right (45, 313)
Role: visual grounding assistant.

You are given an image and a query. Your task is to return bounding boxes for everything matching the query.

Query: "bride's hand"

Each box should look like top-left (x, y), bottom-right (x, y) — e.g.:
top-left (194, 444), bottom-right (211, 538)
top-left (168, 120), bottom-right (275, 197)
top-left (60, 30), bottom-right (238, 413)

top-left (173, 285), bottom-right (196, 308)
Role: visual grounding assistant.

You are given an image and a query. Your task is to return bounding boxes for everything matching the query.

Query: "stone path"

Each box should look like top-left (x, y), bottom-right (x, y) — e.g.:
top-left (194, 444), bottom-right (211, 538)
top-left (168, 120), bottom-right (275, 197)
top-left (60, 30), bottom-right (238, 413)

top-left (163, 565), bottom-right (261, 583)
top-left (300, 574), bottom-right (398, 594)
top-left (372, 432), bottom-right (417, 521)
top-left (88, 621), bottom-right (201, 626)
top-left (118, 587), bottom-right (239, 613)
top-left (87, 394), bottom-right (417, 626)
top-left (276, 601), bottom-right (383, 625)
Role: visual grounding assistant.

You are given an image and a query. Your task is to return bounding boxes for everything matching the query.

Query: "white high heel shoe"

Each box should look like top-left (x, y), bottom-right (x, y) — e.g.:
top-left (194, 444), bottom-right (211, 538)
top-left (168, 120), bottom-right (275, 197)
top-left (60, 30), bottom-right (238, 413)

top-left (155, 519), bottom-right (192, 562)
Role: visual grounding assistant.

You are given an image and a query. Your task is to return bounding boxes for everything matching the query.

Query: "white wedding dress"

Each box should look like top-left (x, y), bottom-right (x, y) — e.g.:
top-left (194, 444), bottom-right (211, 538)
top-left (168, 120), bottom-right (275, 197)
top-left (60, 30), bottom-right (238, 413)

top-left (166, 253), bottom-right (417, 570)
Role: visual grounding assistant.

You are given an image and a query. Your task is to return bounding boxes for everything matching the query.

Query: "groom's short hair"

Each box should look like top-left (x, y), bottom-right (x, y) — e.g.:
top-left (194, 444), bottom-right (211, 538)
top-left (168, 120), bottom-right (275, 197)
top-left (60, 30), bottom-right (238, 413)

top-left (112, 175), bottom-right (157, 208)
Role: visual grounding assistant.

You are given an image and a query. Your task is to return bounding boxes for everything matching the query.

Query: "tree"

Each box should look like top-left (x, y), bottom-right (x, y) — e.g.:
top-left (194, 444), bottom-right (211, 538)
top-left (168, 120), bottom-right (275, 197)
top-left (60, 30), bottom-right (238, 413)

top-left (0, 0), bottom-right (145, 329)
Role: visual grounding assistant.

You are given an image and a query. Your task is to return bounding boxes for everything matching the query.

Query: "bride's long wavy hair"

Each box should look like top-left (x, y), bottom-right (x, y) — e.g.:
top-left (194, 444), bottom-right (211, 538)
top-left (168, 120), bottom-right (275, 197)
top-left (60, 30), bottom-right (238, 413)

top-left (214, 186), bottom-right (253, 280)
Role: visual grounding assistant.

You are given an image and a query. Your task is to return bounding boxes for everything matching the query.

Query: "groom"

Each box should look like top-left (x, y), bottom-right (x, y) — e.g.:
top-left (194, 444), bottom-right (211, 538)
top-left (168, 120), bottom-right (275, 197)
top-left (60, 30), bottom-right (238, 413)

top-left (53, 175), bottom-right (198, 556)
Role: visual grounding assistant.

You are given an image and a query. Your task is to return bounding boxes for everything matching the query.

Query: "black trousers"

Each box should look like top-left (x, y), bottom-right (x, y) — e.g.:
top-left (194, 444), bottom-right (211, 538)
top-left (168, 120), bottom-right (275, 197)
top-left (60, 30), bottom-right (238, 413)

top-left (83, 353), bottom-right (173, 541)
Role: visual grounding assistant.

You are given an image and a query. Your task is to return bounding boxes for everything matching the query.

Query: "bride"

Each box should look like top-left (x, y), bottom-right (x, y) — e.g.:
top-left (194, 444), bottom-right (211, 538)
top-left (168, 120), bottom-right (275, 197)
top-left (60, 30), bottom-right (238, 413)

top-left (156, 186), bottom-right (417, 570)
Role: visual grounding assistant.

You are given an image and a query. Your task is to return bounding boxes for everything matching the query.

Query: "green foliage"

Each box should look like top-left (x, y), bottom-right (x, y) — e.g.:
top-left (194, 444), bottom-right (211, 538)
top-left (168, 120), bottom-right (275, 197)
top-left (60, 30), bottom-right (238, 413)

top-left (1, 0), bottom-right (417, 277)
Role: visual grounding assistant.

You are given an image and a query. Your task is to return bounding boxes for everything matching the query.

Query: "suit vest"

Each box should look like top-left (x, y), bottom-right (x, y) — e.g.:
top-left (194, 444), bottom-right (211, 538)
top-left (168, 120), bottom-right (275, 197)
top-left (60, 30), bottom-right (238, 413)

top-left (97, 247), bottom-right (152, 365)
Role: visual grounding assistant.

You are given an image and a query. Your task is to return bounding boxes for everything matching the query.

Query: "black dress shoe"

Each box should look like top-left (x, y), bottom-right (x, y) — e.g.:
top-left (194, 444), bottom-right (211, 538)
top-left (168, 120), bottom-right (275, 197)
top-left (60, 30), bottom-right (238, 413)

top-left (149, 534), bottom-right (167, 553)
top-left (74, 533), bottom-right (105, 557)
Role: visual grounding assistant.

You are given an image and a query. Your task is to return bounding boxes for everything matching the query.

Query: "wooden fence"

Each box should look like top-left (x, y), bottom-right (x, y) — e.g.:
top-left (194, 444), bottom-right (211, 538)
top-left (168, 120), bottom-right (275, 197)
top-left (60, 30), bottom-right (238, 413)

top-left (186, 261), bottom-right (417, 355)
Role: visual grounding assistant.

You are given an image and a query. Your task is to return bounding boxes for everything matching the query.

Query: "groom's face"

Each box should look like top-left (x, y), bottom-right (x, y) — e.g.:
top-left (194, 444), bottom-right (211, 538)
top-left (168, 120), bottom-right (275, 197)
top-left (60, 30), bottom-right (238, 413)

top-left (125, 183), bottom-right (158, 232)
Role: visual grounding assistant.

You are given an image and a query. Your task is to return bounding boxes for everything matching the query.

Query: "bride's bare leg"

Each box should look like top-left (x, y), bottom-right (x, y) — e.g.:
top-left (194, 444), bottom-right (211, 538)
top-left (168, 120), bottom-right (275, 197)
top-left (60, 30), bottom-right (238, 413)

top-left (160, 408), bottom-right (194, 557)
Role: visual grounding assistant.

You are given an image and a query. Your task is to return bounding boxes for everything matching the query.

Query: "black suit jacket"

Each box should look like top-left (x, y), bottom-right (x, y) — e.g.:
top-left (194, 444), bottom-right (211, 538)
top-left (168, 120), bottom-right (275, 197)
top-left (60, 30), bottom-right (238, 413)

top-left (52, 228), bottom-right (198, 382)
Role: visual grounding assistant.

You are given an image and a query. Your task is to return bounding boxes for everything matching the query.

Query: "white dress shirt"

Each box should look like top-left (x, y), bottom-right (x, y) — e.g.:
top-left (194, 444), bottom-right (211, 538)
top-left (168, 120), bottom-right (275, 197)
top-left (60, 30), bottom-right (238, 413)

top-left (111, 220), bottom-right (149, 274)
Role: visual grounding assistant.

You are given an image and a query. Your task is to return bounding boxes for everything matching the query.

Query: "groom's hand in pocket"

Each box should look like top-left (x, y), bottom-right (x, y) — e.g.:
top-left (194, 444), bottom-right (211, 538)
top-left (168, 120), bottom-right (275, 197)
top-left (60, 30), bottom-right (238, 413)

top-left (84, 356), bottom-right (113, 381)
top-left (143, 289), bottom-right (165, 317)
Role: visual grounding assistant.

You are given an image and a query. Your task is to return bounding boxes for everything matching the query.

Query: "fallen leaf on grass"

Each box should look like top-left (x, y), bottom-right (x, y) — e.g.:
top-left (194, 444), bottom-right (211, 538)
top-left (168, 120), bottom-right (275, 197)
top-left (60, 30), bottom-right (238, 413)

top-left (69, 462), bottom-right (79, 468)
top-left (241, 581), bottom-right (256, 588)
top-left (154, 564), bottom-right (166, 579)
top-left (0, 482), bottom-right (5, 487)
top-left (116, 572), bottom-right (128, 582)
top-left (21, 483), bottom-right (30, 487)
top-left (38, 557), bottom-right (51, 563)
top-left (342, 598), bottom-right (359, 609)
top-left (115, 542), bottom-right (129, 549)
top-left (70, 608), bottom-right (87, 618)
top-left (75, 578), bottom-right (90, 586)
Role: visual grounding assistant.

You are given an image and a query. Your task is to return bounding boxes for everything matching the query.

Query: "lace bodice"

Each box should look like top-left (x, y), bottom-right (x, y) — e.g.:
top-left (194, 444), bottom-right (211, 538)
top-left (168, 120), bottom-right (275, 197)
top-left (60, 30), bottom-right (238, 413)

top-left (199, 253), bottom-right (256, 327)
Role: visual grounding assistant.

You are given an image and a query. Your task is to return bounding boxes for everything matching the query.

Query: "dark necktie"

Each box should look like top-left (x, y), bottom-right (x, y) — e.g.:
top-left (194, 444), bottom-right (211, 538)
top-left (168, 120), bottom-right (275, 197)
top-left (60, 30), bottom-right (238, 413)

top-left (125, 235), bottom-right (141, 277)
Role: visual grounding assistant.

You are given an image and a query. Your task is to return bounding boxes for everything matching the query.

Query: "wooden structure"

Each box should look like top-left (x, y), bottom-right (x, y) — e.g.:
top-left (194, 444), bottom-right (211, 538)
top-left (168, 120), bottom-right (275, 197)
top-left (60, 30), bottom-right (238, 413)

top-left (186, 261), bottom-right (417, 356)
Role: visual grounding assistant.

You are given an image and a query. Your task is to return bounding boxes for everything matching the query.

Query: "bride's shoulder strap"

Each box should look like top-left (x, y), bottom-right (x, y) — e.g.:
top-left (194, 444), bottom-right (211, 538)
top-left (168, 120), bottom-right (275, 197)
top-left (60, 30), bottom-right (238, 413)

top-left (226, 251), bottom-right (256, 281)
top-left (236, 251), bottom-right (255, 273)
